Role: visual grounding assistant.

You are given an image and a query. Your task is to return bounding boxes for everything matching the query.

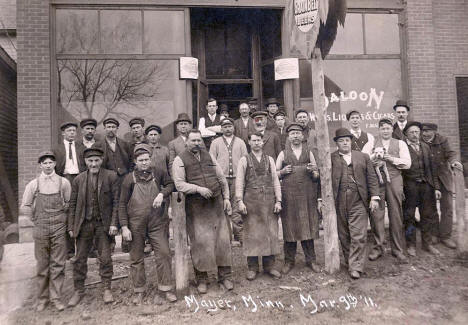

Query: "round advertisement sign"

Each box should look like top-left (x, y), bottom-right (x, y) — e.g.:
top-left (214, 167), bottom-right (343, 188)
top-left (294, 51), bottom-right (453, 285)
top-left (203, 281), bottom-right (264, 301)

top-left (294, 0), bottom-right (319, 33)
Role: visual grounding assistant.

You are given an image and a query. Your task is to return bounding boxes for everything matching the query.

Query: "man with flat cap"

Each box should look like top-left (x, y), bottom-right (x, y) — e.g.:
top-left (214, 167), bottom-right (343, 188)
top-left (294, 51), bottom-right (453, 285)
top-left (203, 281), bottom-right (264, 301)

top-left (421, 122), bottom-right (462, 249)
top-left (78, 118), bottom-right (100, 149)
top-left (251, 110), bottom-right (282, 159)
top-left (329, 128), bottom-right (380, 279)
top-left (128, 117), bottom-right (148, 151)
top-left (53, 121), bottom-right (86, 258)
top-left (285, 109), bottom-right (318, 156)
top-left (274, 110), bottom-right (288, 150)
top-left (392, 100), bottom-right (411, 140)
top-left (67, 147), bottom-right (119, 307)
top-left (169, 113), bottom-right (202, 171)
top-left (346, 110), bottom-right (374, 151)
top-left (172, 129), bottom-right (233, 294)
top-left (120, 143), bottom-right (177, 304)
top-left (234, 102), bottom-right (256, 148)
top-left (362, 118), bottom-right (411, 263)
top-left (402, 122), bottom-right (441, 257)
top-left (210, 117), bottom-right (248, 243)
top-left (101, 117), bottom-right (132, 179)
top-left (20, 151), bottom-right (71, 311)
top-left (276, 123), bottom-right (320, 274)
top-left (265, 98), bottom-right (281, 134)
top-left (146, 125), bottom-right (169, 175)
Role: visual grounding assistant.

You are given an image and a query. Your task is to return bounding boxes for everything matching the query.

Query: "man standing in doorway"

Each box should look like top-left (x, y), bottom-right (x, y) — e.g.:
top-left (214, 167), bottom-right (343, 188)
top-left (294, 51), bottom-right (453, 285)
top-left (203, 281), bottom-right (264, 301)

top-left (274, 110), bottom-right (288, 151)
top-left (421, 122), bottom-right (462, 249)
top-left (362, 118), bottom-right (412, 263)
top-left (234, 102), bottom-right (256, 146)
top-left (21, 151), bottom-right (71, 311)
top-left (172, 129), bottom-right (233, 294)
top-left (67, 148), bottom-right (119, 307)
top-left (236, 132), bottom-right (282, 281)
top-left (251, 111), bottom-right (282, 159)
top-left (199, 98), bottom-right (224, 150)
top-left (392, 100), bottom-right (410, 140)
top-left (265, 98), bottom-right (280, 134)
top-left (346, 110), bottom-right (374, 151)
top-left (331, 128), bottom-right (380, 279)
top-left (210, 118), bottom-right (248, 243)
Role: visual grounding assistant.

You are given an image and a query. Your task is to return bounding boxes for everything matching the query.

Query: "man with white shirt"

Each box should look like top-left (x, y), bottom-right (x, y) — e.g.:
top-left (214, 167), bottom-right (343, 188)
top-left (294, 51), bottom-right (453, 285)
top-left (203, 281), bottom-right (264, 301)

top-left (362, 118), bottom-right (411, 263)
top-left (198, 98), bottom-right (224, 150)
top-left (251, 110), bottom-right (282, 159)
top-left (392, 100), bottom-right (410, 140)
top-left (346, 110), bottom-right (374, 151)
top-left (210, 118), bottom-right (248, 243)
top-left (78, 118), bottom-right (99, 149)
top-left (330, 129), bottom-right (380, 279)
top-left (234, 102), bottom-right (255, 146)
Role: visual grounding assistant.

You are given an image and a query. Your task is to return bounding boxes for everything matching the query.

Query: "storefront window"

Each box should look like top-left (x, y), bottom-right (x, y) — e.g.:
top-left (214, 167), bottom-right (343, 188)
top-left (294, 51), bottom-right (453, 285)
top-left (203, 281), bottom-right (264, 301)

top-left (144, 11), bottom-right (186, 54)
top-left (100, 10), bottom-right (142, 54)
top-left (329, 13), bottom-right (364, 55)
top-left (56, 9), bottom-right (99, 54)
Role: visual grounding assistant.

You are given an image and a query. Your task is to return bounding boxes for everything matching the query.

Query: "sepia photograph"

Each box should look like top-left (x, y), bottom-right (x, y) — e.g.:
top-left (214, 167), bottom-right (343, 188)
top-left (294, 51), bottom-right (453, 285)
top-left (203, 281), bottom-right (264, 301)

top-left (0, 0), bottom-right (468, 324)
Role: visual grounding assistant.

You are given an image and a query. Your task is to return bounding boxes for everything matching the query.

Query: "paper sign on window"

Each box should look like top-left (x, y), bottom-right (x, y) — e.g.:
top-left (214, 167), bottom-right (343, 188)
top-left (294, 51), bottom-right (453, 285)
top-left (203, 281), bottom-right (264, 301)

top-left (179, 57), bottom-right (199, 80)
top-left (274, 58), bottom-right (299, 80)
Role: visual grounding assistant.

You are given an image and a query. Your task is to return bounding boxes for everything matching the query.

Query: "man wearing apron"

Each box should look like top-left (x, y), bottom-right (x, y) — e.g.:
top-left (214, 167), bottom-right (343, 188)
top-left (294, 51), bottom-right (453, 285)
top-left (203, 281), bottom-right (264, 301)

top-left (21, 151), bottom-right (71, 311)
top-left (172, 129), bottom-right (233, 294)
top-left (236, 131), bottom-right (282, 281)
top-left (119, 144), bottom-right (176, 304)
top-left (276, 123), bottom-right (320, 274)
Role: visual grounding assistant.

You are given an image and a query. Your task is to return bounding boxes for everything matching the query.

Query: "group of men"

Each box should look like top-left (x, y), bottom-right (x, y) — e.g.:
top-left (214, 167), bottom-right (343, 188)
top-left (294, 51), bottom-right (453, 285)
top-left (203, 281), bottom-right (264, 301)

top-left (21, 97), bottom-right (461, 312)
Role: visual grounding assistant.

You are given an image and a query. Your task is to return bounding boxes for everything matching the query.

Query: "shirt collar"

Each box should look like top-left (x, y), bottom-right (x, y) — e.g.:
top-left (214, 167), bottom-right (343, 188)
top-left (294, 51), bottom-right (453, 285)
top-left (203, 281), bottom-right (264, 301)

top-left (41, 171), bottom-right (56, 179)
top-left (398, 121), bottom-right (407, 129)
top-left (350, 129), bottom-right (361, 137)
top-left (407, 139), bottom-right (420, 146)
top-left (339, 152), bottom-right (352, 157)
top-left (63, 139), bottom-right (75, 145)
top-left (106, 137), bottom-right (116, 144)
top-left (208, 113), bottom-right (217, 120)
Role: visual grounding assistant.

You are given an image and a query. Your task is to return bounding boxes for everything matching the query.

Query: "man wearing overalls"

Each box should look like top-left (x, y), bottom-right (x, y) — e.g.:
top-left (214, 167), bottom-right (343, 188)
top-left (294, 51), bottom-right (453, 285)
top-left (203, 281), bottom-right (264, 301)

top-left (119, 143), bottom-right (177, 304)
top-left (21, 151), bottom-right (71, 311)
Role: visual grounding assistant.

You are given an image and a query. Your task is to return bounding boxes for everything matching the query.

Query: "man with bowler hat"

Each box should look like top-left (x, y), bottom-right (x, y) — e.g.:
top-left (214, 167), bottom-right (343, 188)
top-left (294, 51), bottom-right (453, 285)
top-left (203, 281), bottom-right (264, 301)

top-left (392, 100), bottom-right (411, 140)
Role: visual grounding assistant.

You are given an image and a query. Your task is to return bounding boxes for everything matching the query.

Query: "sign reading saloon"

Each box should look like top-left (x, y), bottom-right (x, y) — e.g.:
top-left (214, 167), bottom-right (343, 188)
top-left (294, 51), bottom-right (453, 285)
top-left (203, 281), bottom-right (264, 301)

top-left (294, 0), bottom-right (319, 32)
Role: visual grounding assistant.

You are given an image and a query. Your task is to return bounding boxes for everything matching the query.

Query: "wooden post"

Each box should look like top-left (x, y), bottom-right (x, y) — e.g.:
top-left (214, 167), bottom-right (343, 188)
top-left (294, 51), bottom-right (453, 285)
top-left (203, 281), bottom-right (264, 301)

top-left (310, 46), bottom-right (340, 274)
top-left (171, 192), bottom-right (190, 297)
top-left (453, 168), bottom-right (468, 259)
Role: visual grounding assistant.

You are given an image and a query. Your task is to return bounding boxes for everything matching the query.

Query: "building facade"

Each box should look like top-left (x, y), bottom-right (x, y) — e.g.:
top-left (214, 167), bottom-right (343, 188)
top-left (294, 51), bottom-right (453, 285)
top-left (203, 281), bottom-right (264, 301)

top-left (17, 0), bottom-right (468, 197)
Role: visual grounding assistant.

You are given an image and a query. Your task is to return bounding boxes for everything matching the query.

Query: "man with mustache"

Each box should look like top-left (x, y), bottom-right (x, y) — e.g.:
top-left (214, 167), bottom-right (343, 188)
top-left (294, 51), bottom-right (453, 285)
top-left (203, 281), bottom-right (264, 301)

top-left (172, 129), bottom-right (233, 294)
top-left (67, 148), bottom-right (119, 307)
top-left (77, 118), bottom-right (100, 149)
top-left (251, 111), bottom-right (282, 159)
top-left (234, 102), bottom-right (256, 147)
top-left (101, 118), bottom-right (132, 179)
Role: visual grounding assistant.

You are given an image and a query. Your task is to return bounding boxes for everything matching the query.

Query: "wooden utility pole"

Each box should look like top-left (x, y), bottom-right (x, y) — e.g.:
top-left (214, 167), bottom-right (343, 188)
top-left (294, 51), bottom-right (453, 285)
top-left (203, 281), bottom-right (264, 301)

top-left (311, 46), bottom-right (340, 274)
top-left (454, 168), bottom-right (468, 259)
top-left (171, 192), bottom-right (190, 297)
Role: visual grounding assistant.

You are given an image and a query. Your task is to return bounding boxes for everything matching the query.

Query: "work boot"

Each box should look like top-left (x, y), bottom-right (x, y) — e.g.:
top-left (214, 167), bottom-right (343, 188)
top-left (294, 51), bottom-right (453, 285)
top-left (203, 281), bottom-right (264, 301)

top-left (222, 279), bottom-right (234, 291)
top-left (265, 269), bottom-right (282, 280)
top-left (68, 291), bottom-right (83, 307)
top-left (103, 289), bottom-right (114, 304)
top-left (441, 238), bottom-right (456, 249)
top-left (423, 244), bottom-right (441, 256)
top-left (349, 271), bottom-right (360, 280)
top-left (197, 282), bottom-right (208, 294)
top-left (53, 300), bottom-right (65, 312)
top-left (36, 300), bottom-right (48, 312)
top-left (132, 292), bottom-right (144, 305)
top-left (393, 252), bottom-right (409, 264)
top-left (407, 245), bottom-right (417, 257)
top-left (165, 292), bottom-right (177, 303)
top-left (281, 263), bottom-right (294, 275)
top-left (306, 261), bottom-right (321, 273)
top-left (246, 270), bottom-right (257, 281)
top-left (368, 250), bottom-right (382, 261)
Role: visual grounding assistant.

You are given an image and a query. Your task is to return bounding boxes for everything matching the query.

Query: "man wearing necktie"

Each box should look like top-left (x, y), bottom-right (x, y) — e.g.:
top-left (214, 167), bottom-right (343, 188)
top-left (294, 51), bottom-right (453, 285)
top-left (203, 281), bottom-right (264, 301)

top-left (402, 122), bottom-right (441, 257)
top-left (330, 128), bottom-right (380, 279)
top-left (392, 100), bottom-right (411, 140)
top-left (346, 110), bottom-right (374, 151)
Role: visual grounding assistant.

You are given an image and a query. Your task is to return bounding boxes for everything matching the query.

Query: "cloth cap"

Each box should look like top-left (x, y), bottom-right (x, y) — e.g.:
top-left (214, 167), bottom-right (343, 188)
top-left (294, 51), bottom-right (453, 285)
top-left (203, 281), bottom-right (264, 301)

top-left (133, 143), bottom-right (152, 158)
top-left (129, 117), bottom-right (145, 127)
top-left (83, 147), bottom-right (104, 159)
top-left (145, 124), bottom-right (162, 135)
top-left (265, 98), bottom-right (280, 106)
top-left (403, 121), bottom-right (422, 134)
top-left (274, 110), bottom-right (287, 119)
top-left (80, 118), bottom-right (97, 128)
top-left (251, 111), bottom-right (268, 119)
top-left (60, 121), bottom-right (78, 131)
top-left (103, 118), bottom-right (120, 127)
top-left (285, 123), bottom-right (304, 133)
top-left (220, 118), bottom-right (234, 126)
top-left (421, 122), bottom-right (438, 131)
top-left (38, 150), bottom-right (55, 163)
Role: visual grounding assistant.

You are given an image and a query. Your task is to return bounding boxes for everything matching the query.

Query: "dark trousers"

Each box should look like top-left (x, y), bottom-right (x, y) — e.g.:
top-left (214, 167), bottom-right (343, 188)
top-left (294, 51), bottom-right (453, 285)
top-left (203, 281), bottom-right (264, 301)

top-left (336, 189), bottom-right (368, 273)
top-left (370, 175), bottom-right (405, 255)
top-left (227, 178), bottom-right (243, 239)
top-left (284, 240), bottom-right (316, 265)
top-left (434, 183), bottom-right (453, 240)
top-left (64, 174), bottom-right (78, 257)
top-left (403, 180), bottom-right (437, 248)
top-left (247, 255), bottom-right (276, 272)
top-left (73, 219), bottom-right (113, 292)
top-left (194, 266), bottom-right (232, 283)
top-left (129, 215), bottom-right (173, 292)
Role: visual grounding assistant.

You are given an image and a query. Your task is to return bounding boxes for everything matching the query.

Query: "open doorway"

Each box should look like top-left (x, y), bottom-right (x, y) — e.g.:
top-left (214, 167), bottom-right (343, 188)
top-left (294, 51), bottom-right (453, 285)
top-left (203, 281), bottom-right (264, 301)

top-left (190, 8), bottom-right (282, 123)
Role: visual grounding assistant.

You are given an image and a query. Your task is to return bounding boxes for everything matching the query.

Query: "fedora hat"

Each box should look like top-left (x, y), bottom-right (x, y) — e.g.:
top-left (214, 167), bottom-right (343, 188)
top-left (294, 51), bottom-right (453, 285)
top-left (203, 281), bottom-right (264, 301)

top-left (333, 128), bottom-right (353, 142)
top-left (175, 113), bottom-right (192, 124)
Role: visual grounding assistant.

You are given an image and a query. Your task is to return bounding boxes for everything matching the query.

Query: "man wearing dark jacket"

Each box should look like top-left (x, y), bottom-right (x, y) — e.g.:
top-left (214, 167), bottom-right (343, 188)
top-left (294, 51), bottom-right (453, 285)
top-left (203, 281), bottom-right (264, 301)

top-left (392, 100), bottom-right (410, 140)
top-left (421, 123), bottom-right (462, 249)
top-left (402, 122), bottom-right (441, 256)
top-left (67, 148), bottom-right (120, 307)
top-left (101, 118), bottom-right (132, 178)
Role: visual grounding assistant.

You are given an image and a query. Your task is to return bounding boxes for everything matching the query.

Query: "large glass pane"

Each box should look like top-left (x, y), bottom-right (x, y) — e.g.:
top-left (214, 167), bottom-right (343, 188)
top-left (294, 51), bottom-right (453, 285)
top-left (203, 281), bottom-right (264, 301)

top-left (262, 64), bottom-right (283, 102)
top-left (56, 60), bottom-right (186, 144)
top-left (259, 10), bottom-right (282, 61)
top-left (365, 14), bottom-right (400, 54)
top-left (101, 10), bottom-right (142, 54)
top-left (144, 11), bottom-right (185, 54)
top-left (56, 9), bottom-right (99, 54)
top-left (329, 13), bottom-right (364, 55)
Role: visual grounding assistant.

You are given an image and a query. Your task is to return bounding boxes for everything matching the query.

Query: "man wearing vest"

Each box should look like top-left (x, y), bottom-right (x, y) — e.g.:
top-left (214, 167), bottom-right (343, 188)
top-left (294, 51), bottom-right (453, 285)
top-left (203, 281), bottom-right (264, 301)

top-left (120, 144), bottom-right (177, 304)
top-left (77, 118), bottom-right (100, 149)
top-left (67, 148), bottom-right (119, 307)
top-left (199, 98), bottom-right (224, 150)
top-left (392, 100), bottom-right (410, 140)
top-left (265, 98), bottom-right (281, 134)
top-left (172, 129), bottom-right (233, 294)
top-left (210, 118), bottom-right (248, 243)
top-left (402, 122), bottom-right (441, 257)
top-left (251, 110), bottom-right (282, 159)
top-left (276, 123), bottom-right (320, 275)
top-left (234, 102), bottom-right (256, 147)
top-left (362, 118), bottom-right (412, 263)
top-left (346, 110), bottom-right (374, 151)
top-left (285, 110), bottom-right (318, 157)
top-left (421, 122), bottom-right (462, 249)
top-left (20, 151), bottom-right (71, 311)
top-left (330, 128), bottom-right (380, 279)
top-left (236, 131), bottom-right (282, 281)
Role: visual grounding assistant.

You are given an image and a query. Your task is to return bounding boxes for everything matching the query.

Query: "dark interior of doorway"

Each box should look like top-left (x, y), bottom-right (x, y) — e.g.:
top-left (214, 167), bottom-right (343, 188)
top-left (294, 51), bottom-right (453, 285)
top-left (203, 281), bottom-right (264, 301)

top-left (456, 77), bottom-right (468, 185)
top-left (190, 8), bottom-right (282, 121)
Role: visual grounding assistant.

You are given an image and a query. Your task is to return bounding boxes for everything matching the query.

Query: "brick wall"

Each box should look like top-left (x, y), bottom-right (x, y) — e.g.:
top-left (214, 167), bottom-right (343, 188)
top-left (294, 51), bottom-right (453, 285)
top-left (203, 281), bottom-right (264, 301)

top-left (17, 0), bottom-right (51, 200)
top-left (406, 0), bottom-right (468, 156)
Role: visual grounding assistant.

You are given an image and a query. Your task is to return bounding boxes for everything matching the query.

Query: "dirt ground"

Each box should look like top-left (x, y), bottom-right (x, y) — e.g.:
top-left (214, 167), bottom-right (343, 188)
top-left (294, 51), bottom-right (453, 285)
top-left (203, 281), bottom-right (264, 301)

top-left (6, 230), bottom-right (468, 325)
